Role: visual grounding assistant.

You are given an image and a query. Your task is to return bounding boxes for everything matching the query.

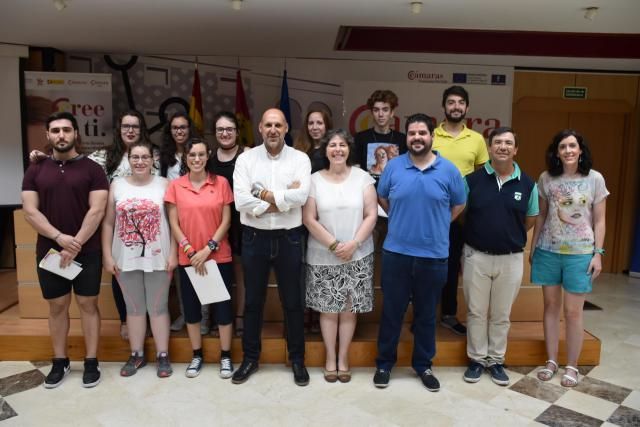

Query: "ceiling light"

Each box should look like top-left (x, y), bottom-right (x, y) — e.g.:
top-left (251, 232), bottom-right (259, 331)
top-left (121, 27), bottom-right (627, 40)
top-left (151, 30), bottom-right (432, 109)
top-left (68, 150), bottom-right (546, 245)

top-left (584, 7), bottom-right (598, 21)
top-left (232, 0), bottom-right (242, 11)
top-left (53, 0), bottom-right (67, 11)
top-left (411, 1), bottom-right (423, 14)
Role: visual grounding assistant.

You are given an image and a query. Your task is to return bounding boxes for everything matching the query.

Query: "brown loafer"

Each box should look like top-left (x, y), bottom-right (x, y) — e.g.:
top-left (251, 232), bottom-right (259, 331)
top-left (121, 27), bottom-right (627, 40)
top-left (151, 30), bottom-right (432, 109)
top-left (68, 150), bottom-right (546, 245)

top-left (338, 370), bottom-right (352, 383)
top-left (323, 369), bottom-right (338, 383)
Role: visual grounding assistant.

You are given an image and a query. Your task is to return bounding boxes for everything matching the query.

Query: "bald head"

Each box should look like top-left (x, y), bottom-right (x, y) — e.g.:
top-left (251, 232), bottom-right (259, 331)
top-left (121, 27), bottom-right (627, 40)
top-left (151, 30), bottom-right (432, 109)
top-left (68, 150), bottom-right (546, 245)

top-left (259, 108), bottom-right (288, 155)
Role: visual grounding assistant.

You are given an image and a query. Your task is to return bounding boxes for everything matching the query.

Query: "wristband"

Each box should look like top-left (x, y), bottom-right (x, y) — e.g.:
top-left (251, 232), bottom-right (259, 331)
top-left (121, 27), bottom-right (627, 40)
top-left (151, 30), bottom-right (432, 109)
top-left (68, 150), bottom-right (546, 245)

top-left (53, 233), bottom-right (61, 242)
top-left (594, 247), bottom-right (605, 255)
top-left (179, 238), bottom-right (190, 248)
top-left (182, 244), bottom-right (193, 254)
top-left (187, 250), bottom-right (196, 259)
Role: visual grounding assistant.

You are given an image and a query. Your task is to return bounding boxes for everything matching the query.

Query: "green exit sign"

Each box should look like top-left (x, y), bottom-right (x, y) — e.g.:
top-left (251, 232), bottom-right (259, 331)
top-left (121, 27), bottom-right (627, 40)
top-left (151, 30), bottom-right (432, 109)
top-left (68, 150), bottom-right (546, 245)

top-left (563, 86), bottom-right (588, 99)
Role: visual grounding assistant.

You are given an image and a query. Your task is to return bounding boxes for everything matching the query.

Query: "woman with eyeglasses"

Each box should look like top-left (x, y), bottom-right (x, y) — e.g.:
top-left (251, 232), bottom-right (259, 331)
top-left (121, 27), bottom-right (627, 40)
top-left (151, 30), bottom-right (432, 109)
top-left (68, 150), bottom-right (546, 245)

top-left (165, 137), bottom-right (235, 379)
top-left (530, 129), bottom-right (608, 387)
top-left (159, 111), bottom-right (195, 181)
top-left (209, 111), bottom-right (248, 336)
top-left (158, 111), bottom-right (200, 332)
top-left (102, 140), bottom-right (177, 378)
top-left (29, 110), bottom-right (155, 341)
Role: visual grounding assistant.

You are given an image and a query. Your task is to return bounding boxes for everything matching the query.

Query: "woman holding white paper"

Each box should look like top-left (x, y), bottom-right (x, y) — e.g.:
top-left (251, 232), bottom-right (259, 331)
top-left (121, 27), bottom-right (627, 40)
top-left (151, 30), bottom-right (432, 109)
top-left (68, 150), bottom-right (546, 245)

top-left (164, 137), bottom-right (235, 379)
top-left (102, 140), bottom-right (177, 378)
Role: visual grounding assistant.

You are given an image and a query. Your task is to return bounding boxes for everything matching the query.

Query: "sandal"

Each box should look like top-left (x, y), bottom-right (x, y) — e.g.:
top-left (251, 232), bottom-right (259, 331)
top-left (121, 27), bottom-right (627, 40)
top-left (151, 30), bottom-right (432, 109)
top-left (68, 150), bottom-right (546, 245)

top-left (537, 360), bottom-right (558, 381)
top-left (561, 365), bottom-right (579, 387)
top-left (235, 316), bottom-right (244, 337)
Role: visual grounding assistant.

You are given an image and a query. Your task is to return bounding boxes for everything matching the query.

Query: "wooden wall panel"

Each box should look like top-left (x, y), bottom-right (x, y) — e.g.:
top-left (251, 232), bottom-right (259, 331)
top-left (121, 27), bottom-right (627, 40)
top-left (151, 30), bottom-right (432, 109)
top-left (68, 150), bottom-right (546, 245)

top-left (513, 72), bottom-right (575, 101)
top-left (575, 74), bottom-right (638, 106)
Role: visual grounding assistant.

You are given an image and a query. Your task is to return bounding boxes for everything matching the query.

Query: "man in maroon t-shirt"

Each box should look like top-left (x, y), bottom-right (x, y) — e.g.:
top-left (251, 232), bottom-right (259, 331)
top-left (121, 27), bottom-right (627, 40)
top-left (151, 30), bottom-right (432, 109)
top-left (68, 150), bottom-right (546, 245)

top-left (21, 112), bottom-right (108, 389)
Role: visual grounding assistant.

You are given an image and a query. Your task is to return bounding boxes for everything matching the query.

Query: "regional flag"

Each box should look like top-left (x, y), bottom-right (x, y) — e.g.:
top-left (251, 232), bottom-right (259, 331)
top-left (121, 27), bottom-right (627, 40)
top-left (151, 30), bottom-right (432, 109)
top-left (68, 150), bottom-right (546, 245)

top-left (189, 68), bottom-right (204, 135)
top-left (235, 70), bottom-right (254, 147)
top-left (279, 69), bottom-right (293, 146)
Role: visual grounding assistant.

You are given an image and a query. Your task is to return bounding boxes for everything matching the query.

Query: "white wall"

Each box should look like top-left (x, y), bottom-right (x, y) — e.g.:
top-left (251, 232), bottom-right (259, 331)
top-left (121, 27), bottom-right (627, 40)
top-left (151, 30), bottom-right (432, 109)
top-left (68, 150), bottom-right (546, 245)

top-left (0, 44), bottom-right (29, 206)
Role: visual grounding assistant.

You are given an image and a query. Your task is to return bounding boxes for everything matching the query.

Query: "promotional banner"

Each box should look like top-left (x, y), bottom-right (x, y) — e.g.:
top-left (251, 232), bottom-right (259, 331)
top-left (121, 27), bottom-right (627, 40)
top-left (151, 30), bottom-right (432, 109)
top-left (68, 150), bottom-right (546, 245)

top-left (344, 65), bottom-right (514, 162)
top-left (24, 72), bottom-right (113, 154)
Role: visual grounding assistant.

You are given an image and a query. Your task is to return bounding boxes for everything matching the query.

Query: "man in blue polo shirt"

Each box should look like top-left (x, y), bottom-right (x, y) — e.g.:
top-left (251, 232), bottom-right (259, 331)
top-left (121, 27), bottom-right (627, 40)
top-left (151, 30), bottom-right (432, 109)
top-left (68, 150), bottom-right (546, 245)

top-left (374, 113), bottom-right (466, 392)
top-left (461, 127), bottom-right (538, 386)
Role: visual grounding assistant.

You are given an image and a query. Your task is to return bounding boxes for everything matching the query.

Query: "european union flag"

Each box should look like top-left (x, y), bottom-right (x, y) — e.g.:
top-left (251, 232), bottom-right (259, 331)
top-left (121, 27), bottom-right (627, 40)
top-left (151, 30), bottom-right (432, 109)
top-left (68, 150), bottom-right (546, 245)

top-left (452, 73), bottom-right (467, 83)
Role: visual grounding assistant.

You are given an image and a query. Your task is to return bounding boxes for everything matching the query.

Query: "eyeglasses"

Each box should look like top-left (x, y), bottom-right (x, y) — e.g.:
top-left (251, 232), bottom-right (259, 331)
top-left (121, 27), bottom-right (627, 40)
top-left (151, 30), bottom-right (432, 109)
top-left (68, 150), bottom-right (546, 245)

top-left (215, 127), bottom-right (236, 134)
top-left (121, 124), bottom-right (141, 132)
top-left (129, 155), bottom-right (152, 162)
top-left (171, 125), bottom-right (189, 133)
top-left (187, 152), bottom-right (208, 159)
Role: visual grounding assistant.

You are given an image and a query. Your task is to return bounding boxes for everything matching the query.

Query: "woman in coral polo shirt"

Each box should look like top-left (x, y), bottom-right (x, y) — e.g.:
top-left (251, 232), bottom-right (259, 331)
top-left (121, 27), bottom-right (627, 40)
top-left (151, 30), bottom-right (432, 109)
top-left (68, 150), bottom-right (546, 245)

top-left (164, 137), bottom-right (235, 380)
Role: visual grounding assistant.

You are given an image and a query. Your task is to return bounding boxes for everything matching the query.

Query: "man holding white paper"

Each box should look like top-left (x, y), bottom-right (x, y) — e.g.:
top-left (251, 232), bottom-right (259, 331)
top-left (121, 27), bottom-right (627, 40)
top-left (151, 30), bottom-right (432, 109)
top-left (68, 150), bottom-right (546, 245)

top-left (21, 112), bottom-right (109, 389)
top-left (232, 108), bottom-right (312, 386)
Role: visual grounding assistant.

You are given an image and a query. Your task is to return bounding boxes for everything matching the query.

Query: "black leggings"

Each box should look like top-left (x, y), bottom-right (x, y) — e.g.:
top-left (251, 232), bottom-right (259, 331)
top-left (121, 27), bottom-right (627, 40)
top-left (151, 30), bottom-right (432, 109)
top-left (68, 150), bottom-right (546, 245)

top-left (112, 275), bottom-right (127, 323)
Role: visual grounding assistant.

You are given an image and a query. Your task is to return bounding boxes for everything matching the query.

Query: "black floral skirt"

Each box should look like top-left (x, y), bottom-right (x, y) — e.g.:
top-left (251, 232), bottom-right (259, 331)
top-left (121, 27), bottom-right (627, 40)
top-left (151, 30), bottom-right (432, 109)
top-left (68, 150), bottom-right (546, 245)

top-left (305, 253), bottom-right (374, 313)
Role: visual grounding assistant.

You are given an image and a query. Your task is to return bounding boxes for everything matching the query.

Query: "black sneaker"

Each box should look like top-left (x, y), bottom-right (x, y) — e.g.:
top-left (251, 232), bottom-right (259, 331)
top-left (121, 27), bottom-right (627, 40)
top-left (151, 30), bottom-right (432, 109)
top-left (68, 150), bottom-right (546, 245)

top-left (463, 361), bottom-right (484, 383)
top-left (420, 369), bottom-right (440, 392)
top-left (373, 368), bottom-right (390, 388)
top-left (487, 364), bottom-right (510, 386)
top-left (292, 362), bottom-right (310, 386)
top-left (440, 315), bottom-right (467, 335)
top-left (120, 352), bottom-right (146, 377)
top-left (43, 357), bottom-right (70, 389)
top-left (82, 358), bottom-right (101, 388)
top-left (231, 360), bottom-right (259, 384)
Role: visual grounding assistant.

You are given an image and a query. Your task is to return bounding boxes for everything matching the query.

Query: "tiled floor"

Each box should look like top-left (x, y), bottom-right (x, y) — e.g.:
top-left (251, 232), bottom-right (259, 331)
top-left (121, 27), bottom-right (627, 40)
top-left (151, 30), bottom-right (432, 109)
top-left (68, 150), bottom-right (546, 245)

top-left (1, 273), bottom-right (640, 426)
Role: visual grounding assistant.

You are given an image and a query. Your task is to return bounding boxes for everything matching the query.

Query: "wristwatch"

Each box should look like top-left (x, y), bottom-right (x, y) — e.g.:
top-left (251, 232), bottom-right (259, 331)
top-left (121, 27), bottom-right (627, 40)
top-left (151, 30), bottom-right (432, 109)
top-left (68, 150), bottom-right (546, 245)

top-left (207, 239), bottom-right (219, 252)
top-left (594, 247), bottom-right (605, 255)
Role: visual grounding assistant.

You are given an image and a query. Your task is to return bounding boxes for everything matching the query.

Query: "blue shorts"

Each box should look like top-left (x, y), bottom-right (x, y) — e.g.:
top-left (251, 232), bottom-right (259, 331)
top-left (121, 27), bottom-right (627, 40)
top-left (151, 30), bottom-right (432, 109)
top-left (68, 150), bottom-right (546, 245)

top-left (530, 248), bottom-right (593, 293)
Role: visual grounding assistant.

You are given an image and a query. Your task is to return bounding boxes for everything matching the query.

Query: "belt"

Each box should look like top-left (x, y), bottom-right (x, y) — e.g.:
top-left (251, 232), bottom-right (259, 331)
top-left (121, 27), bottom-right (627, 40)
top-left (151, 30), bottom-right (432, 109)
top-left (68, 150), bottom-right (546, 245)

top-left (243, 225), bottom-right (303, 237)
top-left (469, 245), bottom-right (523, 256)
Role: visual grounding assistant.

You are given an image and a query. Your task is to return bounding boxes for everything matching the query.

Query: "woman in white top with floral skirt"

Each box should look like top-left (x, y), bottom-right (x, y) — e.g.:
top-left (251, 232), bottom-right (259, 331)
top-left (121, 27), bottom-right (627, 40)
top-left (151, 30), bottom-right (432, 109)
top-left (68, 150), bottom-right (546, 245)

top-left (303, 129), bottom-right (378, 383)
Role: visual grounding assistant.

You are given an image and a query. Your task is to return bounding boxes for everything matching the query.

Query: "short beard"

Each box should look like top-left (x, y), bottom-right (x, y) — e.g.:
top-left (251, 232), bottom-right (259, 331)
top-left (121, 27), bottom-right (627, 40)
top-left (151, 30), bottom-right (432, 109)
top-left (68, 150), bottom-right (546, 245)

top-left (445, 111), bottom-right (465, 124)
top-left (52, 140), bottom-right (76, 154)
top-left (408, 141), bottom-right (432, 156)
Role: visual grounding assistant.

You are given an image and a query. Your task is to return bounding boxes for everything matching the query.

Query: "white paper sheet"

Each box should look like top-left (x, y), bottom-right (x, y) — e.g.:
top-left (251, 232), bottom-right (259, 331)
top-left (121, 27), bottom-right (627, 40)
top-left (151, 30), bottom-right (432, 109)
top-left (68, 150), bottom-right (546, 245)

top-left (38, 248), bottom-right (83, 280)
top-left (184, 260), bottom-right (231, 304)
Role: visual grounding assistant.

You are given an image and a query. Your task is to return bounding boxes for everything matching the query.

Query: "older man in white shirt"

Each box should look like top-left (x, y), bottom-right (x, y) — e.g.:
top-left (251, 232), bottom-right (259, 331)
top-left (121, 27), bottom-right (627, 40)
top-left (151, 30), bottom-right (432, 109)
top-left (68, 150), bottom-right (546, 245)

top-left (232, 108), bottom-right (312, 386)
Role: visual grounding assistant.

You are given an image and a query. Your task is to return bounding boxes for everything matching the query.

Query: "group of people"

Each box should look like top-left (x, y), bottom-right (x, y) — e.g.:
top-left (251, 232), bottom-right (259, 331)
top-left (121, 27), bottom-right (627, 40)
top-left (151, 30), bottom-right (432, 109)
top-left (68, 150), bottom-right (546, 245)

top-left (22, 85), bottom-right (607, 393)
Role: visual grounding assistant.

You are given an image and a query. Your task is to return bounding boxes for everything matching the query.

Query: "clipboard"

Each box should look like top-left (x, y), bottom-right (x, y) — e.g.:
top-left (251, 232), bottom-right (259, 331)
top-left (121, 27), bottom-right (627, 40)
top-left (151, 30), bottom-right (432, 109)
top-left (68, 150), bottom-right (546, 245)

top-left (38, 248), bottom-right (83, 280)
top-left (184, 260), bottom-right (231, 304)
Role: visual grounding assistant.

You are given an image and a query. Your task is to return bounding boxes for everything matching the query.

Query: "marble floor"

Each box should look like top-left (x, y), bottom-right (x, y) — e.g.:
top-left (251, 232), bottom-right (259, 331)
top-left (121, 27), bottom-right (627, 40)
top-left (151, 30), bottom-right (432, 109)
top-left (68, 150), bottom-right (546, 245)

top-left (1, 273), bottom-right (640, 426)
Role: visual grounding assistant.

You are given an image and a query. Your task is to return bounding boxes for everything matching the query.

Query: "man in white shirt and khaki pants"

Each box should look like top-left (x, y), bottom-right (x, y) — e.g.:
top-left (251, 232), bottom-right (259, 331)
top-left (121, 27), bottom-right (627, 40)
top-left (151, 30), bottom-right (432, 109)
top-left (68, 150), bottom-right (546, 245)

top-left (232, 108), bottom-right (312, 386)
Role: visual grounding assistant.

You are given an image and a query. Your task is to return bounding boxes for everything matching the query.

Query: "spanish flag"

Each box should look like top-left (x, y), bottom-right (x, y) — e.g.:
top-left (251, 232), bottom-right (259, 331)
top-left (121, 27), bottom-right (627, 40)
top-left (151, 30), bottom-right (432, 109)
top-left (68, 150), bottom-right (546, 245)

top-left (189, 68), bottom-right (204, 135)
top-left (235, 70), bottom-right (254, 147)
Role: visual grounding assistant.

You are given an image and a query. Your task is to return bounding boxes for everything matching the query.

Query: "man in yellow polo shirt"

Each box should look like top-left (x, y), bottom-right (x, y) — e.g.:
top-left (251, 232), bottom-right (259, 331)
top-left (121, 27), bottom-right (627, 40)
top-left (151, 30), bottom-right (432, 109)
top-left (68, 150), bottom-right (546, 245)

top-left (433, 85), bottom-right (489, 336)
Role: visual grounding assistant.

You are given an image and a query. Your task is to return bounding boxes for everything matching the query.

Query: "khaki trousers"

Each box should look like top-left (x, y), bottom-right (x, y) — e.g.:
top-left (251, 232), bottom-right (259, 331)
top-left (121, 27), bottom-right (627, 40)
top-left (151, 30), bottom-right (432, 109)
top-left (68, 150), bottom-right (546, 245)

top-left (462, 244), bottom-right (523, 366)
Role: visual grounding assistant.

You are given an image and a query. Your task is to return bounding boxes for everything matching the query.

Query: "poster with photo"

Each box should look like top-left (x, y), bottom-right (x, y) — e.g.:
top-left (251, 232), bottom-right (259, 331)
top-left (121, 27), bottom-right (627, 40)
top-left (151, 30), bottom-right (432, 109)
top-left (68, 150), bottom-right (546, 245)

top-left (24, 72), bottom-right (113, 154)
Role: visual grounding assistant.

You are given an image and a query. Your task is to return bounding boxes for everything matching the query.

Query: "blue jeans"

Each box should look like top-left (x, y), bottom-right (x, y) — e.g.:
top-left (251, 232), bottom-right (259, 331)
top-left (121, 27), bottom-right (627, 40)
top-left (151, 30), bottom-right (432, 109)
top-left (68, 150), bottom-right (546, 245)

top-left (241, 226), bottom-right (305, 363)
top-left (376, 250), bottom-right (448, 374)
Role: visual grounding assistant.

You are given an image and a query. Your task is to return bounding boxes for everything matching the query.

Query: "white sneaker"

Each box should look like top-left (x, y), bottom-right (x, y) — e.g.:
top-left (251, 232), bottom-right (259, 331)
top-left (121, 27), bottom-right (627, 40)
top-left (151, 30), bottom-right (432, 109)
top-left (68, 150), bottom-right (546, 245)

top-left (219, 357), bottom-right (234, 379)
top-left (185, 356), bottom-right (203, 378)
